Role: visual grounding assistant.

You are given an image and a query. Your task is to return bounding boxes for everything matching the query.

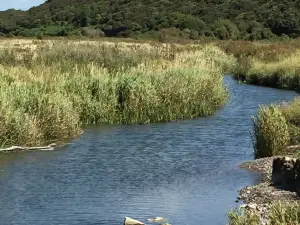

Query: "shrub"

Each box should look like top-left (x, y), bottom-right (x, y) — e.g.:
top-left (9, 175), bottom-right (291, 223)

top-left (81, 27), bottom-right (105, 37)
top-left (36, 33), bottom-right (44, 40)
top-left (252, 105), bottom-right (290, 158)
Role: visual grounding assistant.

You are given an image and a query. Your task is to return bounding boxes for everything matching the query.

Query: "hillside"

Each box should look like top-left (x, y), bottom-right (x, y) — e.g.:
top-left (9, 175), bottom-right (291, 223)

top-left (0, 0), bottom-right (300, 40)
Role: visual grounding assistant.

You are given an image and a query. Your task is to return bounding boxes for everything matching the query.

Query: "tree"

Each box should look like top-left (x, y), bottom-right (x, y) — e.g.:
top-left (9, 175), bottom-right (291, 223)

top-left (79, 9), bottom-right (91, 27)
top-left (0, 0), bottom-right (299, 39)
top-left (213, 19), bottom-right (240, 40)
top-left (0, 19), bottom-right (4, 33)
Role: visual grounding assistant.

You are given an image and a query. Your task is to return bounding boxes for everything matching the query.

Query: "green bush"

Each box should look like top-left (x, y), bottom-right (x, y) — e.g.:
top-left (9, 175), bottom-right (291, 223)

top-left (252, 105), bottom-right (290, 158)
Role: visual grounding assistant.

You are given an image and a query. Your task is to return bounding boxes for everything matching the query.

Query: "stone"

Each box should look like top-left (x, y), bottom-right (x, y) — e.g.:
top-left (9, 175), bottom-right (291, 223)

top-left (123, 217), bottom-right (145, 225)
top-left (240, 204), bottom-right (247, 208)
top-left (295, 159), bottom-right (300, 194)
top-left (272, 157), bottom-right (298, 189)
top-left (272, 157), bottom-right (284, 185)
top-left (147, 217), bottom-right (167, 223)
top-left (247, 203), bottom-right (257, 210)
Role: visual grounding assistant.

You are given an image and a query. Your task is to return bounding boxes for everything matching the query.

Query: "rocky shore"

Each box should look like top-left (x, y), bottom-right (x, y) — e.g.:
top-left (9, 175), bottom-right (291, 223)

top-left (236, 156), bottom-right (300, 224)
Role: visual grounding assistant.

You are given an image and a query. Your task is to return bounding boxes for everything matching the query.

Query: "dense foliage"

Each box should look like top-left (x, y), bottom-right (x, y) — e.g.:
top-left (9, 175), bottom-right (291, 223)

top-left (0, 0), bottom-right (300, 40)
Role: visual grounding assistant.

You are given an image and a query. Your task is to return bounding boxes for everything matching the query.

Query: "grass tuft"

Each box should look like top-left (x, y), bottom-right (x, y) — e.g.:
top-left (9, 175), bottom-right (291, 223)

top-left (252, 105), bottom-right (290, 159)
top-left (228, 201), bottom-right (300, 225)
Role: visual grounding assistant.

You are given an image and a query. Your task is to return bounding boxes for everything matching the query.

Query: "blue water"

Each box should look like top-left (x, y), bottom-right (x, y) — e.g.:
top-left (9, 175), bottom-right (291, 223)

top-left (0, 77), bottom-right (298, 225)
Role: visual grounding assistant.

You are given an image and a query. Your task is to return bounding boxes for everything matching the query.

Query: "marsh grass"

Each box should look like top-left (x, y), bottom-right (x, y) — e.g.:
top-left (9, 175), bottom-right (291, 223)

top-left (280, 98), bottom-right (300, 145)
top-left (0, 40), bottom-right (234, 146)
top-left (228, 201), bottom-right (300, 225)
top-left (228, 209), bottom-right (260, 225)
top-left (252, 105), bottom-right (290, 159)
top-left (219, 40), bottom-right (300, 91)
top-left (245, 51), bottom-right (300, 90)
top-left (269, 201), bottom-right (300, 224)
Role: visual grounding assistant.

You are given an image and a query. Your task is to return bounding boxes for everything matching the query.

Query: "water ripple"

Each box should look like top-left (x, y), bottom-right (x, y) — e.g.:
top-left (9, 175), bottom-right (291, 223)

top-left (0, 77), bottom-right (298, 225)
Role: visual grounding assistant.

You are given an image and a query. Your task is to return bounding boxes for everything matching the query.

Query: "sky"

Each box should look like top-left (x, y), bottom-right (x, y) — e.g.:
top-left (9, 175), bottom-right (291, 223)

top-left (0, 0), bottom-right (45, 11)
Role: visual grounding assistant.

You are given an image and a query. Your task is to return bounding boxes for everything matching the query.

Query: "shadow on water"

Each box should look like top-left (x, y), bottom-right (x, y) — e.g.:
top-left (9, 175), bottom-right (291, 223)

top-left (0, 77), bottom-right (298, 225)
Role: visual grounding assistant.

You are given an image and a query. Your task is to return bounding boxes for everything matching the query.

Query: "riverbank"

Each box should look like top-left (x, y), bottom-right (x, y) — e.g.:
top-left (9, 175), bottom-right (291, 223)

top-left (229, 157), bottom-right (300, 225)
top-left (224, 40), bottom-right (300, 225)
top-left (0, 75), bottom-right (297, 225)
top-left (239, 157), bottom-right (299, 204)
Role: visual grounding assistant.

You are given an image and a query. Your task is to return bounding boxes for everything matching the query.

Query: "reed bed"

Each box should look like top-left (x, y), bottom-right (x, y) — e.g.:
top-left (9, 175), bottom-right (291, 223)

top-left (242, 51), bottom-right (300, 90)
top-left (219, 40), bottom-right (300, 91)
top-left (0, 40), bottom-right (234, 146)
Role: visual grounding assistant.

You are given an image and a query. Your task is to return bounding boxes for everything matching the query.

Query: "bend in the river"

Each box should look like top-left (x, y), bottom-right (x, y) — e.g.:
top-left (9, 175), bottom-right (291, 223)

top-left (0, 77), bottom-right (298, 225)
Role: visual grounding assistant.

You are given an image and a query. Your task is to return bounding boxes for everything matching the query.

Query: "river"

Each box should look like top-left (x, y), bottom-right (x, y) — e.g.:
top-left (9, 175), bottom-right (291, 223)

top-left (0, 77), bottom-right (298, 225)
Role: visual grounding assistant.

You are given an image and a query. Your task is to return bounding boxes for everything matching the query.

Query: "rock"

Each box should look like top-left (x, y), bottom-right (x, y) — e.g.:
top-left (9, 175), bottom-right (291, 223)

top-left (240, 203), bottom-right (257, 210)
top-left (147, 217), bottom-right (167, 223)
top-left (271, 157), bottom-right (299, 189)
top-left (240, 204), bottom-right (247, 208)
top-left (272, 157), bottom-right (284, 185)
top-left (247, 203), bottom-right (257, 210)
top-left (124, 217), bottom-right (145, 225)
top-left (294, 159), bottom-right (300, 194)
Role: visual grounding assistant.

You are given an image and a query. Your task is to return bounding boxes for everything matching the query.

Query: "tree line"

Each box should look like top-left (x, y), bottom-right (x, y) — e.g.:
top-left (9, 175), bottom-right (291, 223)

top-left (0, 0), bottom-right (300, 40)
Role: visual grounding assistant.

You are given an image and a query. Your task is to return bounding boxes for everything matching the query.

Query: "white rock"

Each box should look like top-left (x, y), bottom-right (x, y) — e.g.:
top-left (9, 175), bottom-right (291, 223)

top-left (124, 217), bottom-right (145, 225)
top-left (247, 203), bottom-right (257, 210)
top-left (147, 217), bottom-right (167, 223)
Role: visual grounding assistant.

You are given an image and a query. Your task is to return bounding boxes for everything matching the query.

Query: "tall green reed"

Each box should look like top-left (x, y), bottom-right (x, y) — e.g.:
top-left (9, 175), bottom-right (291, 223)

top-left (0, 40), bottom-right (233, 146)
